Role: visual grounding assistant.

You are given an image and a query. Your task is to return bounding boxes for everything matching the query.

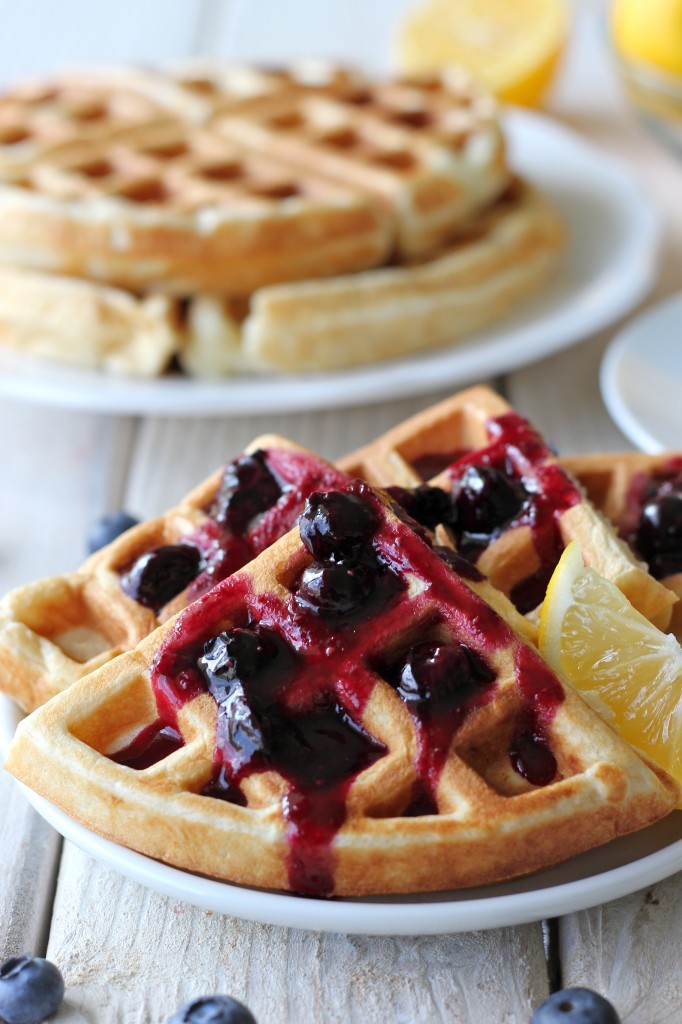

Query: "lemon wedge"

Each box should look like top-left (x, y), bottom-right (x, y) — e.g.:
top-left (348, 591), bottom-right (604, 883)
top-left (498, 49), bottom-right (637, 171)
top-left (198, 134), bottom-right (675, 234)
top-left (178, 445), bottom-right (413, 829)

top-left (612, 0), bottom-right (682, 79)
top-left (396, 0), bottom-right (569, 107)
top-left (539, 540), bottom-right (682, 793)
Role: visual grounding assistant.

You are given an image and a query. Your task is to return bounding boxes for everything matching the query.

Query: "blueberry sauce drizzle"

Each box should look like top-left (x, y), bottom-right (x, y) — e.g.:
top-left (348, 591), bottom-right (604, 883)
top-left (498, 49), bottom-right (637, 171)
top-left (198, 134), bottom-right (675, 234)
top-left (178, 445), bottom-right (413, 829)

top-left (384, 638), bottom-right (497, 808)
top-left (621, 460), bottom-right (682, 579)
top-left (437, 413), bottom-right (582, 613)
top-left (111, 479), bottom-right (566, 895)
top-left (509, 644), bottom-right (564, 785)
top-left (118, 447), bottom-right (350, 613)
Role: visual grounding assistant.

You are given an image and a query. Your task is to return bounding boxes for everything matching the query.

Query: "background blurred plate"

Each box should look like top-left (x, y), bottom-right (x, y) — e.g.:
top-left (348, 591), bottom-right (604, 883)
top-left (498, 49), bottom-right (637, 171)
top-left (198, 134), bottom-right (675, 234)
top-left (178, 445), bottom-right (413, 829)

top-left (3, 694), bottom-right (682, 936)
top-left (600, 291), bottom-right (682, 451)
top-left (0, 108), bottom-right (660, 417)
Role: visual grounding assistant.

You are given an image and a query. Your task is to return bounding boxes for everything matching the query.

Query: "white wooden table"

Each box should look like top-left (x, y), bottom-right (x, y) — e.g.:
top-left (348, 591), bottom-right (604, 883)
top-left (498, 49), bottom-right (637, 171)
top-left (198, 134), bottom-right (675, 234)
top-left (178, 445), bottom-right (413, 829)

top-left (2, 2), bottom-right (682, 1021)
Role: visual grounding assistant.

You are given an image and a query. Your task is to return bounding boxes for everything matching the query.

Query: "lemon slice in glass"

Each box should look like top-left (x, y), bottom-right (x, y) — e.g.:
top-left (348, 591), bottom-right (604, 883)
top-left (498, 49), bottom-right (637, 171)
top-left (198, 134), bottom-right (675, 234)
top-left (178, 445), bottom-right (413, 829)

top-left (539, 541), bottom-right (682, 792)
top-left (396, 0), bottom-right (569, 107)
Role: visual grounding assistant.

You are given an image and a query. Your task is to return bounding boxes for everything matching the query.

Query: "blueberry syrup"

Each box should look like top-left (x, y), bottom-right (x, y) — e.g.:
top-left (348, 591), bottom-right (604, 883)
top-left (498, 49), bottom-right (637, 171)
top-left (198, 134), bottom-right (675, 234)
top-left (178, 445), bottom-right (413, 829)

top-left (113, 480), bottom-right (567, 894)
top-left (509, 724), bottom-right (557, 787)
top-left (385, 638), bottom-right (496, 806)
top-left (111, 721), bottom-right (183, 769)
top-left (118, 447), bottom-right (350, 612)
top-left (412, 449), bottom-right (471, 481)
top-left (441, 413), bottom-right (582, 613)
top-left (621, 460), bottom-right (682, 579)
top-left (508, 644), bottom-right (564, 786)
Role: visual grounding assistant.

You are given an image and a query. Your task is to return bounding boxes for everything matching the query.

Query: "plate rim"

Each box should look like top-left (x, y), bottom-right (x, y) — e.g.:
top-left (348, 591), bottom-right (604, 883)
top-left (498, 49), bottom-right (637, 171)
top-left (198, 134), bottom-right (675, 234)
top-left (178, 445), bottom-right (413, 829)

top-left (4, 696), bottom-right (682, 935)
top-left (600, 290), bottom-right (682, 454)
top-left (0, 107), bottom-right (661, 418)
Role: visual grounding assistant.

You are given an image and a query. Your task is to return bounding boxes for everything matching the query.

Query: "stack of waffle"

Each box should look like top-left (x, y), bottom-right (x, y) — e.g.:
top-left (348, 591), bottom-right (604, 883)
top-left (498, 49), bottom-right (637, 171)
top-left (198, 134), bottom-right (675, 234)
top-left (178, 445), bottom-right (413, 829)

top-left (0, 61), bottom-right (564, 377)
top-left (2, 387), bottom-right (680, 897)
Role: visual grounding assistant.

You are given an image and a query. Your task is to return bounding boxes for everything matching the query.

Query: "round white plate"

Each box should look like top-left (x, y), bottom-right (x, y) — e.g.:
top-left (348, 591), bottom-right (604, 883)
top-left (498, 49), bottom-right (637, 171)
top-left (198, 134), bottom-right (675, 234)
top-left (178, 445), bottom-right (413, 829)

top-left (600, 291), bottom-right (682, 452)
top-left (3, 697), bottom-right (682, 935)
top-left (0, 109), bottom-right (660, 417)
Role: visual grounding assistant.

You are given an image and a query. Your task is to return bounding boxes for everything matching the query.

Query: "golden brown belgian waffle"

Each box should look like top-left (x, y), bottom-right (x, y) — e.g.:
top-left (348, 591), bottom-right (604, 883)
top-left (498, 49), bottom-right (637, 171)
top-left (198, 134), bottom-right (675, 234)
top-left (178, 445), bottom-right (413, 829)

top-left (5, 480), bottom-right (677, 896)
top-left (179, 178), bottom-right (563, 375)
top-left (339, 386), bottom-right (677, 628)
top-left (0, 264), bottom-right (179, 375)
top-left (0, 437), bottom-right (352, 713)
top-left (0, 116), bottom-right (392, 296)
top-left (563, 451), bottom-right (682, 637)
top-left (213, 66), bottom-right (508, 259)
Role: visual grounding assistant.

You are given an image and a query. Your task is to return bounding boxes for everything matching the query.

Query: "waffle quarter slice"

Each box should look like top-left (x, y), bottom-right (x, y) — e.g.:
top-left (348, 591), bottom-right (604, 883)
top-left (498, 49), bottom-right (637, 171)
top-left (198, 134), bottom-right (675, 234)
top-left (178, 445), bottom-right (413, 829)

top-left (5, 480), bottom-right (677, 896)
top-left (340, 386), bottom-right (677, 628)
top-left (0, 438), bottom-right (350, 713)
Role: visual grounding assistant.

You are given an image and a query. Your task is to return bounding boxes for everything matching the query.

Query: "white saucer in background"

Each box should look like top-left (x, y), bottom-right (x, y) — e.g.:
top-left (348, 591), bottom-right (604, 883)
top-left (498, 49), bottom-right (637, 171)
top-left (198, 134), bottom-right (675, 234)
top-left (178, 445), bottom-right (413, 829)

top-left (601, 292), bottom-right (682, 452)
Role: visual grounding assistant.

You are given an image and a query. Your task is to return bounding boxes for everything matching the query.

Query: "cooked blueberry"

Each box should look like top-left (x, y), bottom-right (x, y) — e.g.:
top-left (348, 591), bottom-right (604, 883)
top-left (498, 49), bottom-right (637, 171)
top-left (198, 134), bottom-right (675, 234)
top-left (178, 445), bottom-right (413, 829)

top-left (453, 465), bottom-right (527, 540)
top-left (167, 994), bottom-right (257, 1024)
top-left (86, 510), bottom-right (139, 554)
top-left (120, 544), bottom-right (202, 611)
top-left (211, 450), bottom-right (282, 534)
top-left (385, 485), bottom-right (456, 530)
top-left (0, 954), bottom-right (65, 1024)
top-left (198, 628), bottom-right (276, 700)
top-left (299, 490), bottom-right (379, 560)
top-left (294, 559), bottom-right (381, 620)
top-left (433, 545), bottom-right (485, 582)
top-left (531, 987), bottom-right (620, 1024)
top-left (636, 487), bottom-right (682, 577)
top-left (396, 640), bottom-right (494, 715)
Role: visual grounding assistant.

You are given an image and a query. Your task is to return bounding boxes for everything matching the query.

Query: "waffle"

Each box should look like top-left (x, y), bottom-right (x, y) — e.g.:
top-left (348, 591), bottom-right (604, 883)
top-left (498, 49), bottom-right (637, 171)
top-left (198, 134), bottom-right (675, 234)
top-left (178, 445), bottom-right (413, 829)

top-left (0, 264), bottom-right (180, 375)
top-left (5, 479), bottom-right (677, 896)
top-left (0, 116), bottom-right (392, 296)
top-left (340, 386), bottom-right (677, 628)
top-left (562, 451), bottom-right (682, 637)
top-left (0, 68), bottom-right (172, 174)
top-left (179, 178), bottom-right (564, 375)
top-left (212, 66), bottom-right (509, 259)
top-left (0, 62), bottom-right (370, 171)
top-left (0, 437), bottom-right (352, 714)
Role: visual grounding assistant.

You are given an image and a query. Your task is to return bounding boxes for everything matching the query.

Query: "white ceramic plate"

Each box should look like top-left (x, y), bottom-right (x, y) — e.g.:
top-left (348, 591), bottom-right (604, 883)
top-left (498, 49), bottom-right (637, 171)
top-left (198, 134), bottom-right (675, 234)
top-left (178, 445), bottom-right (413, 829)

top-left (3, 696), bottom-right (682, 936)
top-left (0, 109), bottom-right (660, 417)
top-left (600, 291), bottom-right (682, 452)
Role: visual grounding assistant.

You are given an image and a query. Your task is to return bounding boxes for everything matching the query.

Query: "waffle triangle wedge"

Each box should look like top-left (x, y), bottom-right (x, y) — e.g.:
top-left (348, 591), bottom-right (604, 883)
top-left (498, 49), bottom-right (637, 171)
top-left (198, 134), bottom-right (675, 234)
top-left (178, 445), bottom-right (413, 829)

top-left (5, 479), bottom-right (677, 896)
top-left (341, 385), bottom-right (678, 629)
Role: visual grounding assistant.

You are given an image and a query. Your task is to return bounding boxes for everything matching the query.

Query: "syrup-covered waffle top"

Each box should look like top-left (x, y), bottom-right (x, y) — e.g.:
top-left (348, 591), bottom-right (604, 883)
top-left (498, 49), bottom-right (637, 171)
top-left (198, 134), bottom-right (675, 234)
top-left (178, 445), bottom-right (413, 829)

top-left (0, 438), bottom-right (350, 713)
top-left (6, 481), bottom-right (677, 897)
top-left (341, 386), bottom-right (677, 628)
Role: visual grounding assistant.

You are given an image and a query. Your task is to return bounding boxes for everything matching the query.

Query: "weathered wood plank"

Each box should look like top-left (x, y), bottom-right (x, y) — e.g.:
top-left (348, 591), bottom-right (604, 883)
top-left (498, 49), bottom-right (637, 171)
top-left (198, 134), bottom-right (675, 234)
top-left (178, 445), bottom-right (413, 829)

top-left (0, 771), bottom-right (61, 961)
top-left (558, 878), bottom-right (682, 1021)
top-left (46, 844), bottom-right (549, 1024)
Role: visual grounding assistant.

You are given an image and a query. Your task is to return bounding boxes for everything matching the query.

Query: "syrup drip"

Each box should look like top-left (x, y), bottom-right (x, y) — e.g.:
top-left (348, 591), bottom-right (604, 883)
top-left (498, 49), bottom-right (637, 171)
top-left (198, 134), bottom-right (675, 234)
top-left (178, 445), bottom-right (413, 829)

top-left (111, 721), bottom-right (183, 770)
top-left (509, 644), bottom-right (564, 787)
top-left (412, 449), bottom-right (471, 481)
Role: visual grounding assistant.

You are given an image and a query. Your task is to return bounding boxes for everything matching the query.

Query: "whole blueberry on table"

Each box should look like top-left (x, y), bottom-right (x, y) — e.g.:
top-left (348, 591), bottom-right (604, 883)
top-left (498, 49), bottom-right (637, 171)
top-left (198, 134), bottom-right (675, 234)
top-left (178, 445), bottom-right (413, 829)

top-left (86, 510), bottom-right (140, 554)
top-left (531, 987), bottom-right (621, 1024)
top-left (167, 995), bottom-right (257, 1024)
top-left (0, 954), bottom-right (65, 1024)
